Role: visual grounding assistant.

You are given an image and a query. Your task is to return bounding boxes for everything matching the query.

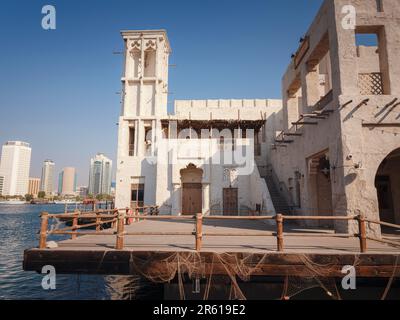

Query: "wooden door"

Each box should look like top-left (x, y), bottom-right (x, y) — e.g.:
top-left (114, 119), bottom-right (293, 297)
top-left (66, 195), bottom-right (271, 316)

top-left (223, 188), bottom-right (238, 216)
top-left (376, 176), bottom-right (395, 223)
top-left (182, 183), bottom-right (202, 215)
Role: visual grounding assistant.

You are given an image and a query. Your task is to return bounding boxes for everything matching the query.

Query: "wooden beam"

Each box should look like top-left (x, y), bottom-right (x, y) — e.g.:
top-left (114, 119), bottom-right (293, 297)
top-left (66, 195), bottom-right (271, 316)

top-left (314, 110), bottom-right (334, 115)
top-left (292, 121), bottom-right (318, 126)
top-left (362, 123), bottom-right (400, 127)
top-left (23, 250), bottom-right (400, 278)
top-left (284, 133), bottom-right (302, 137)
top-left (301, 114), bottom-right (327, 119)
top-left (275, 140), bottom-right (294, 144)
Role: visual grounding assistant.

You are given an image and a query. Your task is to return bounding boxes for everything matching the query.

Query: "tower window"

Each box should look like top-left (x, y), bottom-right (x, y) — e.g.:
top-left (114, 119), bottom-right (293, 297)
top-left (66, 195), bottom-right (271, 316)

top-left (355, 27), bottom-right (389, 95)
top-left (376, 0), bottom-right (383, 12)
top-left (129, 126), bottom-right (135, 156)
top-left (144, 50), bottom-right (156, 77)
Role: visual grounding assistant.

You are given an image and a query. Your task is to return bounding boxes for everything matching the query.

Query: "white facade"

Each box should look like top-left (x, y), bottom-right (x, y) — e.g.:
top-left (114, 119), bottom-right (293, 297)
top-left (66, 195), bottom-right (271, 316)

top-left (88, 153), bottom-right (112, 195)
top-left (40, 160), bottom-right (55, 195)
top-left (115, 30), bottom-right (280, 216)
top-left (0, 141), bottom-right (31, 196)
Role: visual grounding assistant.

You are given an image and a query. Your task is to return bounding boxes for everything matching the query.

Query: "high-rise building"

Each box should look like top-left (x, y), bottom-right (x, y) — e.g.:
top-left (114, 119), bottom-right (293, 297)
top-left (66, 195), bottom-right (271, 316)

top-left (58, 167), bottom-right (77, 196)
top-left (28, 178), bottom-right (41, 197)
top-left (40, 160), bottom-right (55, 195)
top-left (88, 153), bottom-right (112, 195)
top-left (0, 176), bottom-right (4, 195)
top-left (0, 141), bottom-right (31, 196)
top-left (77, 186), bottom-right (88, 197)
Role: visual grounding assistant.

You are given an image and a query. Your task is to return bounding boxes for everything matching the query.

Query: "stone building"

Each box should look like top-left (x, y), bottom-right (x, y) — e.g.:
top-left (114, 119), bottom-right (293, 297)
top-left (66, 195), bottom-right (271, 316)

top-left (115, 30), bottom-right (277, 216)
top-left (115, 0), bottom-right (400, 235)
top-left (270, 0), bottom-right (400, 235)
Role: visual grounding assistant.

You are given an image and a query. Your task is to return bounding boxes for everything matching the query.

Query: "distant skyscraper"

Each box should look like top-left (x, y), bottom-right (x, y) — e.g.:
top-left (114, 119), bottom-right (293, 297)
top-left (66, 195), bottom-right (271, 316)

top-left (58, 167), bottom-right (77, 196)
top-left (88, 153), bottom-right (112, 195)
top-left (28, 178), bottom-right (41, 197)
top-left (77, 186), bottom-right (88, 197)
top-left (0, 141), bottom-right (31, 196)
top-left (0, 176), bottom-right (4, 195)
top-left (40, 160), bottom-right (55, 195)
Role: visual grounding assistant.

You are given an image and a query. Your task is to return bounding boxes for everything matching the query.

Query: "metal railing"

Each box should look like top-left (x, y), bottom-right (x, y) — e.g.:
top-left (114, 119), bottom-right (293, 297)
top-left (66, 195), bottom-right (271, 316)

top-left (38, 208), bottom-right (400, 253)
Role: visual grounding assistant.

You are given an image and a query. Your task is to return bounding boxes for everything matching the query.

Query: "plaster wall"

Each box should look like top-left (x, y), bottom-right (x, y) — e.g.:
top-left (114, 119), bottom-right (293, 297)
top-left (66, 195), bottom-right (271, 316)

top-left (269, 0), bottom-right (400, 235)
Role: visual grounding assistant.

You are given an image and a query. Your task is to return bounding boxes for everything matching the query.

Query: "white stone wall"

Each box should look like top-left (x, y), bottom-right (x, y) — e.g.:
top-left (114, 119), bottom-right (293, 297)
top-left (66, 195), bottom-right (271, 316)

top-left (269, 0), bottom-right (400, 235)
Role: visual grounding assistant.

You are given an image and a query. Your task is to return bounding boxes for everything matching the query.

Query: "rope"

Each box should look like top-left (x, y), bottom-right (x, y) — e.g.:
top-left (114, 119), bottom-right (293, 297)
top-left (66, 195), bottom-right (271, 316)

top-left (381, 255), bottom-right (399, 300)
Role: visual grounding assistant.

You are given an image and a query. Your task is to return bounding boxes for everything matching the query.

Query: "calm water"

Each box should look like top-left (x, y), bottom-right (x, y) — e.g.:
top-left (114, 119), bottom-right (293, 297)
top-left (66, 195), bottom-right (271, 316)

top-left (0, 204), bottom-right (161, 300)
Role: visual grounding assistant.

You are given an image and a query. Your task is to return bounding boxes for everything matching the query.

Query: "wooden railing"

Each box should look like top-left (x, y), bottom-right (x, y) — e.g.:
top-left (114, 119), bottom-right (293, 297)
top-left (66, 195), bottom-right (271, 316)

top-left (38, 206), bottom-right (159, 249)
top-left (38, 209), bottom-right (400, 253)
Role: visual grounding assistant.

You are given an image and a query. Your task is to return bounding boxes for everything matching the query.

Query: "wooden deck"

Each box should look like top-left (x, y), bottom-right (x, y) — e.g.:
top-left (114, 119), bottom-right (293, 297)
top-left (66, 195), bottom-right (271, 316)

top-left (23, 219), bottom-right (400, 278)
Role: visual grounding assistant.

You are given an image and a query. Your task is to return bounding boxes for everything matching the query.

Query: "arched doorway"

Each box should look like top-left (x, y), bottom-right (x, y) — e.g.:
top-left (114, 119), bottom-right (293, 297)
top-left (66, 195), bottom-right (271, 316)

top-left (375, 148), bottom-right (400, 224)
top-left (180, 164), bottom-right (203, 215)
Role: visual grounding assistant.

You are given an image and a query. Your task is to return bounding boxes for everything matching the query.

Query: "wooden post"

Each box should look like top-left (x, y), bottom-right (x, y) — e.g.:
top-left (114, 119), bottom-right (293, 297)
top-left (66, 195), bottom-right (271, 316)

top-left (125, 207), bottom-right (130, 225)
top-left (195, 213), bottom-right (203, 251)
top-left (39, 212), bottom-right (49, 249)
top-left (71, 210), bottom-right (79, 239)
top-left (116, 210), bottom-right (125, 250)
top-left (112, 210), bottom-right (117, 229)
top-left (96, 212), bottom-right (100, 232)
top-left (357, 214), bottom-right (367, 253)
top-left (276, 214), bottom-right (284, 252)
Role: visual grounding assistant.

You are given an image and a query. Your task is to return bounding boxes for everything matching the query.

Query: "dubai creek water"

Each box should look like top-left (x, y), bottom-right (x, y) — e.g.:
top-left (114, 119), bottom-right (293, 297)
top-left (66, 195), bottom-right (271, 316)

top-left (0, 204), bottom-right (161, 300)
top-left (1, 204), bottom-right (399, 300)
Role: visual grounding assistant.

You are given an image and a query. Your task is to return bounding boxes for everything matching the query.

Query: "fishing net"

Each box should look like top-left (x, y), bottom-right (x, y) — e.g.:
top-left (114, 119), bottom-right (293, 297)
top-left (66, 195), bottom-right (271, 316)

top-left (126, 250), bottom-right (398, 300)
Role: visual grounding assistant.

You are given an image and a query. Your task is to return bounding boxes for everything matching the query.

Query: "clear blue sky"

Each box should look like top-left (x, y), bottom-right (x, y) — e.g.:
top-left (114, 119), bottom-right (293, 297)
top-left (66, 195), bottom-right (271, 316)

top-left (0, 0), bottom-right (323, 186)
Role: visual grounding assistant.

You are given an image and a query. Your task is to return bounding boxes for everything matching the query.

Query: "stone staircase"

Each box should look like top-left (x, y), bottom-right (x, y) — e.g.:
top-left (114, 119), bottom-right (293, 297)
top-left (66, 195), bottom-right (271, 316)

top-left (263, 176), bottom-right (293, 215)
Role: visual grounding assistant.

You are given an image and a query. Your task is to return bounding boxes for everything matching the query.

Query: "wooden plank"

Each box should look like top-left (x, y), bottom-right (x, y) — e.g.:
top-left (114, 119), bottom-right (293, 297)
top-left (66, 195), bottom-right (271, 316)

top-left (362, 123), bottom-right (400, 127)
top-left (274, 140), bottom-right (294, 144)
top-left (23, 249), bottom-right (400, 278)
top-left (292, 121), bottom-right (318, 125)
top-left (284, 133), bottom-right (302, 137)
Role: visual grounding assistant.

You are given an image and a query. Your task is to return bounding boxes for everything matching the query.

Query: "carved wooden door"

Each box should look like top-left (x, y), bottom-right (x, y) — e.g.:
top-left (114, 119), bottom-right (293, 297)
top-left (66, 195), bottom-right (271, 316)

top-left (182, 183), bottom-right (202, 215)
top-left (223, 188), bottom-right (238, 216)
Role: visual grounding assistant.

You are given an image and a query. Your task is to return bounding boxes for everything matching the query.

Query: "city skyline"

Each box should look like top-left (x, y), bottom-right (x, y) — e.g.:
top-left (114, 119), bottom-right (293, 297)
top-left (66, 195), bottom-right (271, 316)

top-left (0, 139), bottom-right (115, 196)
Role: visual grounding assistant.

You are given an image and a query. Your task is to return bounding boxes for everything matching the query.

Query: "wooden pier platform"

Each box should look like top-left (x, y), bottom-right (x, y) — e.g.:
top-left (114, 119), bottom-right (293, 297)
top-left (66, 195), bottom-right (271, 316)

top-left (23, 218), bottom-right (400, 278)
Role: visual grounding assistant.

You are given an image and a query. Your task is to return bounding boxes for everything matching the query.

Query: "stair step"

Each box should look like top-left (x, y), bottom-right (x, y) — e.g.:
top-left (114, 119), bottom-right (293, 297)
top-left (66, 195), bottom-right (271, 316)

top-left (260, 171), bottom-right (292, 214)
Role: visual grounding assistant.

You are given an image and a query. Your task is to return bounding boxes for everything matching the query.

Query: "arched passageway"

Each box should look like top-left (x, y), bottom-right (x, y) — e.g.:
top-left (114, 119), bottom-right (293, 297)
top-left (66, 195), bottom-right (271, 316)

top-left (375, 148), bottom-right (400, 224)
